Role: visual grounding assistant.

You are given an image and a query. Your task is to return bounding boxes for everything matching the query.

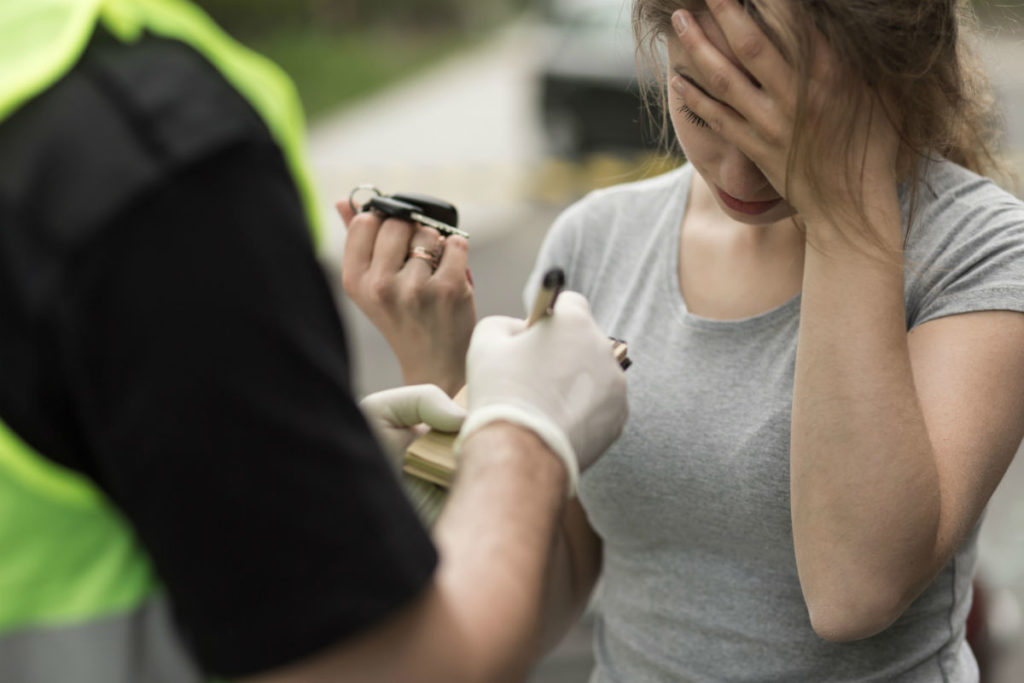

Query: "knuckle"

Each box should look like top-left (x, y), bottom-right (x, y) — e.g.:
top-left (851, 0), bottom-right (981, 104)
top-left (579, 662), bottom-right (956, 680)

top-left (380, 217), bottom-right (413, 237)
top-left (341, 270), bottom-right (359, 296)
top-left (764, 122), bottom-right (786, 146)
top-left (348, 213), bottom-right (376, 230)
top-left (737, 35), bottom-right (763, 61)
top-left (431, 279), bottom-right (463, 303)
top-left (709, 70), bottom-right (730, 95)
top-left (395, 280), bottom-right (424, 308)
top-left (368, 277), bottom-right (396, 305)
top-left (708, 115), bottom-right (725, 134)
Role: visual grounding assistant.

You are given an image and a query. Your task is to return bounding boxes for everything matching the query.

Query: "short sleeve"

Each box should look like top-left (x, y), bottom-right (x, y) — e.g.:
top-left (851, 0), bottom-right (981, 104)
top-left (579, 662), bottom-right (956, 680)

top-left (53, 138), bottom-right (437, 678)
top-left (904, 163), bottom-right (1024, 328)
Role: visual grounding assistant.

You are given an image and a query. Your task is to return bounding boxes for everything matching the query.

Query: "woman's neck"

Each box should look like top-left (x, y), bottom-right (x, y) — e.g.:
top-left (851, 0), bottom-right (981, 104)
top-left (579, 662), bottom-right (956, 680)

top-left (678, 173), bottom-right (805, 320)
top-left (687, 172), bottom-right (800, 250)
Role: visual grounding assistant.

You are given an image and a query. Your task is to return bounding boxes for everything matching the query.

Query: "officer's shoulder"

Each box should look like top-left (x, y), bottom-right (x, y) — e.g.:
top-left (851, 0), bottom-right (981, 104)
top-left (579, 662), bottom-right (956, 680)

top-left (0, 32), bottom-right (268, 242)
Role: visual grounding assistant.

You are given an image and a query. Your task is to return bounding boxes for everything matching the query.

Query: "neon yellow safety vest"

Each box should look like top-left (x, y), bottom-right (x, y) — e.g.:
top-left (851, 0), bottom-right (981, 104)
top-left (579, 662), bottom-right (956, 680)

top-left (0, 1), bottom-right (323, 679)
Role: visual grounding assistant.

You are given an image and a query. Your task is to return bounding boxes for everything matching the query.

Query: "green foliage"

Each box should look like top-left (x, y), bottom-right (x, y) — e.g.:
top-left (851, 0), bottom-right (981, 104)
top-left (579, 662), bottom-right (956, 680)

top-left (196, 0), bottom-right (530, 35)
top-left (195, 0), bottom-right (532, 121)
top-left (246, 26), bottom-right (471, 119)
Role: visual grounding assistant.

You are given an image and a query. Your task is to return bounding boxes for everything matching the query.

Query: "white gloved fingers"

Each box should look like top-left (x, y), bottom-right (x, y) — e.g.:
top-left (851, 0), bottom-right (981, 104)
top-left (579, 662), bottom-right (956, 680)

top-left (406, 384), bottom-right (466, 433)
top-left (360, 384), bottom-right (465, 432)
top-left (550, 290), bottom-right (592, 318)
top-left (359, 384), bottom-right (466, 471)
top-left (460, 292), bottom-right (629, 498)
top-left (470, 314), bottom-right (527, 342)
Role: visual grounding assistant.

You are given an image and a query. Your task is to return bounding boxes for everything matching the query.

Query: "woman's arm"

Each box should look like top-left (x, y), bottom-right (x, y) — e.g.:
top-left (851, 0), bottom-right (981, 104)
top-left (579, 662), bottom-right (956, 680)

top-left (672, 0), bottom-right (1024, 641)
top-left (793, 211), bottom-right (1024, 641)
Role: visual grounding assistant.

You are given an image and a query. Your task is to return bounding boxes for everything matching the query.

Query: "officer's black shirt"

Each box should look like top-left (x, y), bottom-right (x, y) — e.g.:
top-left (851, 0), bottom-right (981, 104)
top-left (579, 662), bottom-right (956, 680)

top-left (0, 31), bottom-right (437, 677)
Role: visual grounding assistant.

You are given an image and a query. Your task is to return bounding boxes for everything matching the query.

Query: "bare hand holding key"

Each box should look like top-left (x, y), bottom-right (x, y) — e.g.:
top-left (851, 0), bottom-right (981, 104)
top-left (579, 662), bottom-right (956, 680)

top-left (337, 191), bottom-right (476, 396)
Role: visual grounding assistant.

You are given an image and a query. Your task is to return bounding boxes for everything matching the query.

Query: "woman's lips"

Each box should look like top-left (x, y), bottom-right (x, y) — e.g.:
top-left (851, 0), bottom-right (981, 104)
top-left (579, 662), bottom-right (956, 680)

top-left (716, 187), bottom-right (782, 215)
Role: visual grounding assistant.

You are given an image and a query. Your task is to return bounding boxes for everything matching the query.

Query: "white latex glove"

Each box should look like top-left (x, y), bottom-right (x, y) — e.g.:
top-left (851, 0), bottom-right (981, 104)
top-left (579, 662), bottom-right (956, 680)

top-left (456, 291), bottom-right (628, 497)
top-left (359, 384), bottom-right (466, 470)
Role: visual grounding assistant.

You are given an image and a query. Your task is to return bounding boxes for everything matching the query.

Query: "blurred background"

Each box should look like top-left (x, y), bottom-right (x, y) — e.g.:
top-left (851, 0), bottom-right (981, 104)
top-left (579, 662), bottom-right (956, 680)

top-left (200, 0), bottom-right (1024, 680)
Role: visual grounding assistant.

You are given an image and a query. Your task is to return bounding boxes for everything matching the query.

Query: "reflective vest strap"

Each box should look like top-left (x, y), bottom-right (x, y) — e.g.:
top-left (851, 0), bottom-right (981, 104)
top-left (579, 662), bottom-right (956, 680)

top-left (0, 420), bottom-right (104, 508)
top-left (0, 595), bottom-right (203, 683)
top-left (0, 0), bottom-right (323, 246)
top-left (0, 421), bottom-right (156, 633)
top-left (0, 0), bottom-right (103, 122)
top-left (97, 0), bottom-right (324, 246)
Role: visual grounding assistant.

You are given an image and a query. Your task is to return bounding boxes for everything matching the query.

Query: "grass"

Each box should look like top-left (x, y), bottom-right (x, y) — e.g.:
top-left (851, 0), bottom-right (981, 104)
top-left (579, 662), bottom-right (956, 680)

top-left (244, 26), bottom-right (475, 121)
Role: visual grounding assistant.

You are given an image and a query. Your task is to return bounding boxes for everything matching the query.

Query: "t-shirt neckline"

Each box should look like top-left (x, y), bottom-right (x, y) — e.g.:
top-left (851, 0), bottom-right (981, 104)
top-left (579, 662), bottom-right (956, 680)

top-left (665, 163), bottom-right (803, 331)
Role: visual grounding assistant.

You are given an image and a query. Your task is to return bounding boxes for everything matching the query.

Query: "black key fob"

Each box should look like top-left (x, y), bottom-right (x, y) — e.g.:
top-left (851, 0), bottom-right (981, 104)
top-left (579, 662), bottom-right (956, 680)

top-left (391, 192), bottom-right (459, 228)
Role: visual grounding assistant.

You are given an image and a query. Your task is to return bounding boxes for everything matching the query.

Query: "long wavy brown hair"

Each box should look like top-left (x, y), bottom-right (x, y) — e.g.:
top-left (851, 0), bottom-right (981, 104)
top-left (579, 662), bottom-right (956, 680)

top-left (632, 0), bottom-right (1008, 251)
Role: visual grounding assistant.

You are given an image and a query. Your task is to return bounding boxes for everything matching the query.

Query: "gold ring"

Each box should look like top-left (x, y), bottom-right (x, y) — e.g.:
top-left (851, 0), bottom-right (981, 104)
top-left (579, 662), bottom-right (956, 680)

top-left (407, 245), bottom-right (440, 270)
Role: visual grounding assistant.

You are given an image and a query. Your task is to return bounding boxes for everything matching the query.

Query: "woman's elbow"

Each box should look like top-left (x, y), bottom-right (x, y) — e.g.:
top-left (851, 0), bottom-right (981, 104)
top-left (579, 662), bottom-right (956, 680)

top-left (804, 584), bottom-right (912, 643)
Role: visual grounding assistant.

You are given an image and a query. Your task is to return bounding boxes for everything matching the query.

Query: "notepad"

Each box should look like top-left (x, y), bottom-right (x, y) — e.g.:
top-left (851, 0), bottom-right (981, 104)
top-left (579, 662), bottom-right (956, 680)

top-left (404, 385), bottom-right (465, 487)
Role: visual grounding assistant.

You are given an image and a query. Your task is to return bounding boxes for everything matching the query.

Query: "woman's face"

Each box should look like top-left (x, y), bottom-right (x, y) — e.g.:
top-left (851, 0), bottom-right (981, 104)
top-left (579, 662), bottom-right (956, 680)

top-left (665, 12), bottom-right (796, 225)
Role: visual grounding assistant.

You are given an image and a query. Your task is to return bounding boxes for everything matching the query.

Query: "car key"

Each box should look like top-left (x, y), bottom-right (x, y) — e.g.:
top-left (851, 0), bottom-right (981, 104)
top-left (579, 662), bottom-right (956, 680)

top-left (391, 192), bottom-right (459, 232)
top-left (362, 192), bottom-right (469, 239)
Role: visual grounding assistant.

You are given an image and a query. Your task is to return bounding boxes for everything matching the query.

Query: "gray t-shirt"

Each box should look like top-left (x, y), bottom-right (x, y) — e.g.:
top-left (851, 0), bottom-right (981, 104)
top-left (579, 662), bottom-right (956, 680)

top-left (525, 161), bottom-right (1024, 682)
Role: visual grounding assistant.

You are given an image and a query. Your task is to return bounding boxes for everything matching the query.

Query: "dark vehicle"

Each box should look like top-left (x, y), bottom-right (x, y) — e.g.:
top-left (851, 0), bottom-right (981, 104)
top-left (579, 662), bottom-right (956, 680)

top-left (537, 0), bottom-right (663, 157)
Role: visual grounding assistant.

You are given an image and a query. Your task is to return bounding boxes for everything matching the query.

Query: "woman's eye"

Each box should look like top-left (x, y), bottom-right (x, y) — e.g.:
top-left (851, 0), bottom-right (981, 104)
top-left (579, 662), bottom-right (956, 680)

top-left (678, 104), bottom-right (709, 129)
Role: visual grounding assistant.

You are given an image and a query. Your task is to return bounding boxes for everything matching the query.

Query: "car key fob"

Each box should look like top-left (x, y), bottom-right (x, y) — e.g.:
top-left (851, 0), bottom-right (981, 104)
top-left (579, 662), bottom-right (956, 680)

top-left (360, 190), bottom-right (468, 239)
top-left (390, 192), bottom-right (459, 229)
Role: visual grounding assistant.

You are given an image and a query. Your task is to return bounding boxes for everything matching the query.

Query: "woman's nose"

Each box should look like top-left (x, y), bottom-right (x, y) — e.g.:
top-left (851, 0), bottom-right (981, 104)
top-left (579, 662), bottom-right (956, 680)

top-left (719, 146), bottom-right (770, 198)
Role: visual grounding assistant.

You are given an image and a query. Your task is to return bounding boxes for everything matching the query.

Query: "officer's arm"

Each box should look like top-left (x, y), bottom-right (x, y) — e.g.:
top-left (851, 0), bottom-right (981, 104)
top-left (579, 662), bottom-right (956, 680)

top-left (243, 298), bottom-right (628, 682)
top-left (241, 422), bottom-right (566, 683)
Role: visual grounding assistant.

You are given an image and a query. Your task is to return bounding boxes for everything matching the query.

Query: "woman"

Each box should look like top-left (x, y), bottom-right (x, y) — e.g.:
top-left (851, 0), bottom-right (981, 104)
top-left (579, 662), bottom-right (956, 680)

top-left (341, 0), bottom-right (1024, 679)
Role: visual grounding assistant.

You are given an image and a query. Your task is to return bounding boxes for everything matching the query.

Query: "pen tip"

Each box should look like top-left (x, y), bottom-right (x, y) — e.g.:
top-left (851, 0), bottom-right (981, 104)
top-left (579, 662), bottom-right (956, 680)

top-left (542, 267), bottom-right (565, 290)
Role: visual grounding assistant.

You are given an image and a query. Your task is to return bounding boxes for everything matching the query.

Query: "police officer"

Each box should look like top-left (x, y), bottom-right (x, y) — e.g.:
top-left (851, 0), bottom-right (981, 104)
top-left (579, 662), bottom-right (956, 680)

top-left (0, 1), bottom-right (627, 681)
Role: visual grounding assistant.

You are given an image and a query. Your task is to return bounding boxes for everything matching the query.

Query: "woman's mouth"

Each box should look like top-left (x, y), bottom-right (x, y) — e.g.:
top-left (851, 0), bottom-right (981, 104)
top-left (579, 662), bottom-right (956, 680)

top-left (716, 187), bottom-right (782, 215)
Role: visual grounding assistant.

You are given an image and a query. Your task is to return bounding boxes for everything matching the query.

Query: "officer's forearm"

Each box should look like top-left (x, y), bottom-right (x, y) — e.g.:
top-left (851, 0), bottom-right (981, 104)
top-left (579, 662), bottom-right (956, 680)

top-left (239, 422), bottom-right (567, 683)
top-left (430, 421), bottom-right (570, 680)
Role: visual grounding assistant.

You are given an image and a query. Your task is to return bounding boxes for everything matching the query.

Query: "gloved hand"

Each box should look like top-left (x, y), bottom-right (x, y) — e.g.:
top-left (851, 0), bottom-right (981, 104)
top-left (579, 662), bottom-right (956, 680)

top-left (359, 384), bottom-right (466, 471)
top-left (456, 291), bottom-right (628, 497)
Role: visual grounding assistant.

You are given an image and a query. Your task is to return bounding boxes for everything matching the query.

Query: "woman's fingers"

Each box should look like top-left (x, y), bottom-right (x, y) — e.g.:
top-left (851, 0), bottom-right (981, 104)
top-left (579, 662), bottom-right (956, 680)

top-left (370, 216), bottom-right (417, 277)
top-left (335, 199), bottom-right (357, 227)
top-left (402, 225), bottom-right (445, 281)
top-left (702, 0), bottom-right (793, 95)
top-left (672, 9), bottom-right (766, 122)
top-left (340, 205), bottom-right (381, 287)
top-left (433, 235), bottom-right (471, 290)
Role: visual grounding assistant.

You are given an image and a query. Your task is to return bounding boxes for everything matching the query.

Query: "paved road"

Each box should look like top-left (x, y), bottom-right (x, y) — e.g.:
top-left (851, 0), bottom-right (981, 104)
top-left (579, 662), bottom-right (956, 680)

top-left (307, 14), bottom-right (1024, 682)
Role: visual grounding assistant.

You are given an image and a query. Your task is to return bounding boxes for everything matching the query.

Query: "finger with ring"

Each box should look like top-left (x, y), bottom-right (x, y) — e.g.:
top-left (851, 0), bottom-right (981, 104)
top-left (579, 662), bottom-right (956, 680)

top-left (407, 245), bottom-right (442, 270)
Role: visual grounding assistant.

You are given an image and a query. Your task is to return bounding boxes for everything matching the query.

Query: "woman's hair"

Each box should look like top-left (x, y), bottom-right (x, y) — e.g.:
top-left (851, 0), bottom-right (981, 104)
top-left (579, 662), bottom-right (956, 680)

top-left (632, 0), bottom-right (1008, 252)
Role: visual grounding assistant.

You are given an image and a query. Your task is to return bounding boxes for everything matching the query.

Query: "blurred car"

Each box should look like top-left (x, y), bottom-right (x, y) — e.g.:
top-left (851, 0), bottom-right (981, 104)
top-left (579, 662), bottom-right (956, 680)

top-left (536, 0), bottom-right (664, 157)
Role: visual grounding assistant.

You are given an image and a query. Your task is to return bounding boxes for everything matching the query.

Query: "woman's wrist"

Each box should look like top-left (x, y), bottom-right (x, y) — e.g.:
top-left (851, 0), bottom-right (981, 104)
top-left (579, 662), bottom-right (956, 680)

top-left (401, 363), bottom-right (465, 397)
top-left (798, 183), bottom-right (902, 257)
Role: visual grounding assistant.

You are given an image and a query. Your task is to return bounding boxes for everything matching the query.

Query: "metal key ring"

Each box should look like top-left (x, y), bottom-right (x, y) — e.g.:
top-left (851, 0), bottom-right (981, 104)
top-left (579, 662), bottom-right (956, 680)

top-left (349, 184), bottom-right (383, 214)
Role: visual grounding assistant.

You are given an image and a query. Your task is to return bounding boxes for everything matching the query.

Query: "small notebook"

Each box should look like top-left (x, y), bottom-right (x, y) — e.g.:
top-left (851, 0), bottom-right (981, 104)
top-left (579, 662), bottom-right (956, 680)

top-left (402, 387), bottom-right (467, 524)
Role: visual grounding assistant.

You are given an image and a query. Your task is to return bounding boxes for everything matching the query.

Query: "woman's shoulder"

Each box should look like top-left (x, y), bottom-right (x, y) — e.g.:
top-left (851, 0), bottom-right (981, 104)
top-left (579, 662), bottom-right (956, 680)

top-left (916, 158), bottom-right (1022, 210)
top-left (907, 158), bottom-right (1024, 250)
top-left (904, 158), bottom-right (1024, 325)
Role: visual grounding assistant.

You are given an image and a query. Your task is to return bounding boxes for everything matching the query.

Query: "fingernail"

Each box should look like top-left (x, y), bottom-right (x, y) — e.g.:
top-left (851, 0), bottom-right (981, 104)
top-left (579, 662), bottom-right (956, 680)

top-left (672, 10), bottom-right (688, 35)
top-left (671, 76), bottom-right (686, 96)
